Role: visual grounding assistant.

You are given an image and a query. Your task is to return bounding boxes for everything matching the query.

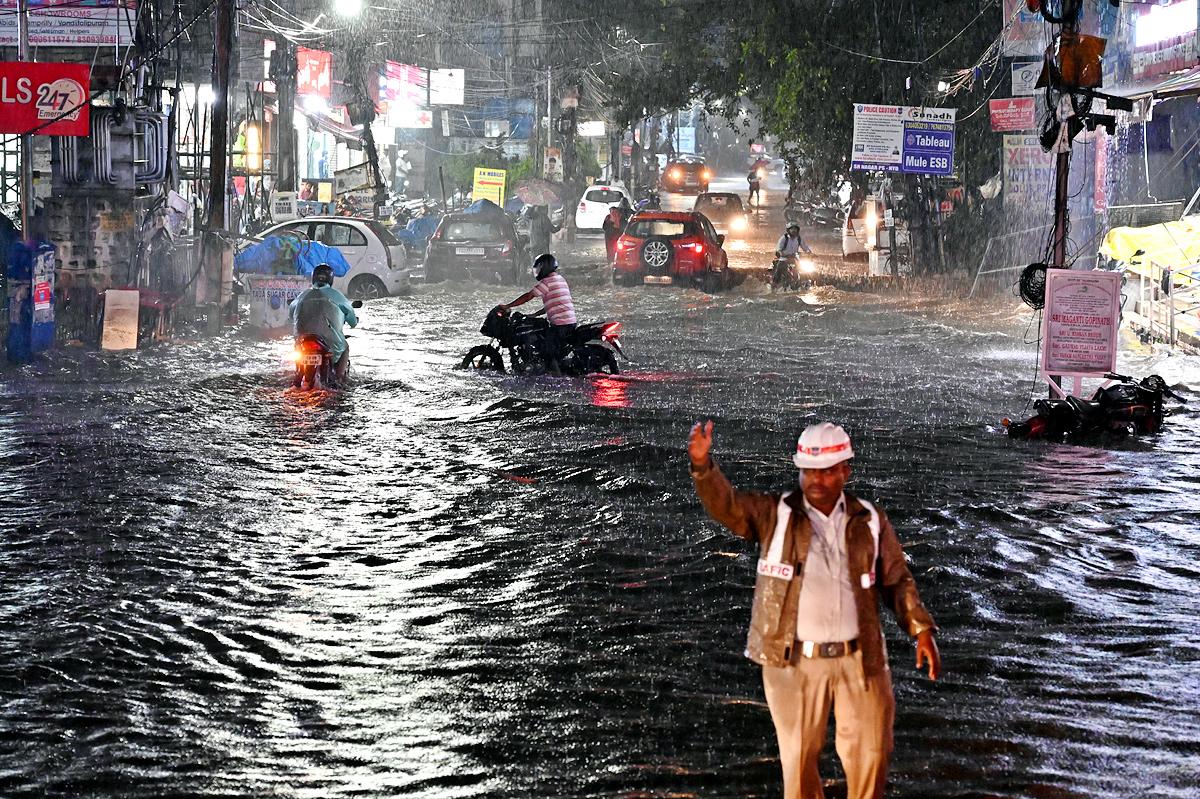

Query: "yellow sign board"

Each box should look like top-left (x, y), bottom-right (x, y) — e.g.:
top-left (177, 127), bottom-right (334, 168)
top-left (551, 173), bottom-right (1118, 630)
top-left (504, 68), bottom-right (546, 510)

top-left (472, 167), bottom-right (506, 206)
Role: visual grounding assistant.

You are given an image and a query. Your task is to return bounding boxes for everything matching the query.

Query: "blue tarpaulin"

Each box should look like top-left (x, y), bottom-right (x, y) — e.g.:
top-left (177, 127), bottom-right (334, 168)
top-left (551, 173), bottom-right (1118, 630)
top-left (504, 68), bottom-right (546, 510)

top-left (235, 235), bottom-right (353, 277)
top-left (394, 217), bottom-right (441, 249)
top-left (464, 199), bottom-right (506, 216)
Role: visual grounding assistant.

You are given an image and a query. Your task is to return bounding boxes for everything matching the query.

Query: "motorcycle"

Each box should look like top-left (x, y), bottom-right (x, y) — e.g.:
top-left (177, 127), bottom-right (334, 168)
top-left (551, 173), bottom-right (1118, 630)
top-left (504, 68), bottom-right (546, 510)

top-left (459, 306), bottom-right (623, 376)
top-left (770, 253), bottom-right (815, 292)
top-left (289, 299), bottom-right (363, 390)
top-left (1003, 372), bottom-right (1185, 440)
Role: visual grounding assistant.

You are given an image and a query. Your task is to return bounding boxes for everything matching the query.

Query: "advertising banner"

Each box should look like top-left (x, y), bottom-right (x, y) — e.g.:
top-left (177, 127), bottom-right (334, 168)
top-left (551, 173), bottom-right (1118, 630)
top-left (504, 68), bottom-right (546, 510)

top-left (297, 48), bottom-right (331, 98)
top-left (429, 68), bottom-right (464, 105)
top-left (989, 98), bottom-right (1036, 132)
top-left (1003, 134), bottom-right (1056, 212)
top-left (0, 0), bottom-right (135, 47)
top-left (1131, 0), bottom-right (1199, 80)
top-left (851, 104), bottom-right (956, 176)
top-left (1041, 270), bottom-right (1121, 378)
top-left (472, 167), bottom-right (506, 206)
top-left (544, 148), bottom-right (563, 182)
top-left (384, 61), bottom-right (426, 107)
top-left (1002, 0), bottom-right (1050, 57)
top-left (1094, 130), bottom-right (1108, 214)
top-left (0, 62), bottom-right (90, 136)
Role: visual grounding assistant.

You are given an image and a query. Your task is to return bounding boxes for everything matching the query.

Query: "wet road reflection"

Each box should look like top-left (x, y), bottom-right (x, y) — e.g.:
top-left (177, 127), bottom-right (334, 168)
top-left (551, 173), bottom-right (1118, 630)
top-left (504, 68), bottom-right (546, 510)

top-left (1, 217), bottom-right (1199, 798)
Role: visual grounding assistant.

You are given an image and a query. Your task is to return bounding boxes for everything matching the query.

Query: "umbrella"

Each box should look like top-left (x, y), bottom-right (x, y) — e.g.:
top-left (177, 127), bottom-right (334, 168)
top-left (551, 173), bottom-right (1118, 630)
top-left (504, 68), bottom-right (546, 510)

top-left (513, 179), bottom-right (560, 206)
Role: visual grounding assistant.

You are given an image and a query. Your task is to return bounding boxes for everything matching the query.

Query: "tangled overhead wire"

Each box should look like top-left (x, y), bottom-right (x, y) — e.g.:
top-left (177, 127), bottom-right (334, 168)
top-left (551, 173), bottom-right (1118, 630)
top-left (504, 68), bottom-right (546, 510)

top-left (1018, 262), bottom-right (1048, 309)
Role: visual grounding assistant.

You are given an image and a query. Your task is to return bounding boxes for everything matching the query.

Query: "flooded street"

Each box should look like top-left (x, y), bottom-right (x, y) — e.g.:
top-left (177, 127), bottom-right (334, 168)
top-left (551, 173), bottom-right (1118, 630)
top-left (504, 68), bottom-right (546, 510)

top-left (2, 197), bottom-right (1200, 799)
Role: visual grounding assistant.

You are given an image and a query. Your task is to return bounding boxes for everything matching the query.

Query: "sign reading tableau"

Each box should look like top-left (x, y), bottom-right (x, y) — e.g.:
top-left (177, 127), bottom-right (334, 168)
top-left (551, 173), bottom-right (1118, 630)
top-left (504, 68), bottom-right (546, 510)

top-left (851, 104), bottom-right (956, 177)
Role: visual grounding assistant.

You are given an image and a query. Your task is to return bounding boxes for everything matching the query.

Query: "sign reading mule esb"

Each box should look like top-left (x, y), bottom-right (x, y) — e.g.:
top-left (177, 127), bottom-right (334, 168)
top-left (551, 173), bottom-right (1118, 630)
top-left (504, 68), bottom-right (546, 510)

top-left (0, 62), bottom-right (90, 136)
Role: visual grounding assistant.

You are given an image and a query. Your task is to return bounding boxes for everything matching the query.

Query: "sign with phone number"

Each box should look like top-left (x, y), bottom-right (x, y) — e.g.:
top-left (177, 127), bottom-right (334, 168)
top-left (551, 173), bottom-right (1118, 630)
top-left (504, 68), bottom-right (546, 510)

top-left (851, 104), bottom-right (956, 177)
top-left (0, 62), bottom-right (90, 136)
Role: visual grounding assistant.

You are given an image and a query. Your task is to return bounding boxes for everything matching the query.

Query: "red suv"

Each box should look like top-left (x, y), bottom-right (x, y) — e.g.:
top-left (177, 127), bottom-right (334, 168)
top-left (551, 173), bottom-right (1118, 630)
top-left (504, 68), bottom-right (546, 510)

top-left (613, 211), bottom-right (733, 290)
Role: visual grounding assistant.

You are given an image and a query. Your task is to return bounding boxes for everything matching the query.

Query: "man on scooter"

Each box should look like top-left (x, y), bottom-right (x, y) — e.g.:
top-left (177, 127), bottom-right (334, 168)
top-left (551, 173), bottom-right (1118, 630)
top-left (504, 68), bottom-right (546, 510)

top-left (500, 253), bottom-right (576, 375)
top-left (775, 221), bottom-right (812, 259)
top-left (290, 263), bottom-right (359, 382)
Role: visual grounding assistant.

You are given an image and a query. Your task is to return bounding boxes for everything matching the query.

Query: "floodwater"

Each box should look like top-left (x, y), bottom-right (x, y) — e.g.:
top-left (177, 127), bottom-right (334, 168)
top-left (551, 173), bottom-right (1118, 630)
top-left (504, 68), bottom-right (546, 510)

top-left (2, 207), bottom-right (1199, 799)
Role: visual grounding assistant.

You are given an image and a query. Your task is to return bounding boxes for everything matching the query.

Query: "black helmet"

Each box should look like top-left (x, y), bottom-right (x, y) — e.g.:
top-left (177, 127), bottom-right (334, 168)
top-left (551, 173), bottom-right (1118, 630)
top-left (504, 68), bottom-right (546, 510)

top-left (534, 253), bottom-right (558, 280)
top-left (312, 263), bottom-right (334, 287)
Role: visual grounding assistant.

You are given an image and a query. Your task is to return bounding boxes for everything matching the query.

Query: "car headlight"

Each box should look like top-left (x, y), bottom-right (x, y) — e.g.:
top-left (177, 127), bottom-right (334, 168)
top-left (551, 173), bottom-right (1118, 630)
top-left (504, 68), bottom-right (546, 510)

top-left (731, 217), bottom-right (746, 231)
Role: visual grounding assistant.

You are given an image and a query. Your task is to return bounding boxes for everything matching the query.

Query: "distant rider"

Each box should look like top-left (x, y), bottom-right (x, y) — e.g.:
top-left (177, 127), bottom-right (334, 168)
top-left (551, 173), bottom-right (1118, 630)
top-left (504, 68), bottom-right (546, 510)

top-left (776, 221), bottom-right (812, 259)
top-left (289, 263), bottom-right (358, 382)
top-left (500, 253), bottom-right (576, 375)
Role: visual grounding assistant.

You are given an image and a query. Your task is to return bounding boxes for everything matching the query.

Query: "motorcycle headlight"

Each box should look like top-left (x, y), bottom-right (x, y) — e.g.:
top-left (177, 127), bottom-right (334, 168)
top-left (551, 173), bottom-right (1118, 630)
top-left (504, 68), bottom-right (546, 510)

top-left (798, 258), bottom-right (816, 273)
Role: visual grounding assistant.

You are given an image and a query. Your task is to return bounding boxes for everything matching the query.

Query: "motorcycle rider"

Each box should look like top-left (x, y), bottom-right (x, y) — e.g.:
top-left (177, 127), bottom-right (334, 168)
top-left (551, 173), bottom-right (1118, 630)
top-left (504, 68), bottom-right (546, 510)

top-left (775, 221), bottom-right (813, 259)
top-left (289, 263), bottom-right (358, 383)
top-left (500, 253), bottom-right (576, 375)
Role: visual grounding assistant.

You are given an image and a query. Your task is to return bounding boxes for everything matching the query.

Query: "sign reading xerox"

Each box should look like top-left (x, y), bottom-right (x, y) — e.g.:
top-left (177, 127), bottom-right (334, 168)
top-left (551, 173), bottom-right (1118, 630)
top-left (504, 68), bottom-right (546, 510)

top-left (851, 104), bottom-right (957, 177)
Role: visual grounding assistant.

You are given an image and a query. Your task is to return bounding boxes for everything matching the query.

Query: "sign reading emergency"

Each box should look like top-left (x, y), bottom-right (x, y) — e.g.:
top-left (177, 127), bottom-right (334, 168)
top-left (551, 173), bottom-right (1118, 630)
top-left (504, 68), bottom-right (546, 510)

top-left (1042, 270), bottom-right (1121, 377)
top-left (989, 98), bottom-right (1036, 132)
top-left (472, 167), bottom-right (505, 206)
top-left (0, 62), bottom-right (90, 136)
top-left (851, 104), bottom-right (956, 176)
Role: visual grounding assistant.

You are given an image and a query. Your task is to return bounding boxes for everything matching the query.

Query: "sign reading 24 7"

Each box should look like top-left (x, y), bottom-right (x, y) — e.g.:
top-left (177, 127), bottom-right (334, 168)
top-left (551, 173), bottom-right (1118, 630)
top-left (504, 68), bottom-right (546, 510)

top-left (0, 62), bottom-right (90, 136)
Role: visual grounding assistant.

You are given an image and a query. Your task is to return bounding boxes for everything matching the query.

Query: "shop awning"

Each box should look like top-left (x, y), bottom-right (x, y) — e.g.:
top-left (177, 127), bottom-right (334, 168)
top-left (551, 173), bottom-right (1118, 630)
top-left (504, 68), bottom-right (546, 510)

top-left (1109, 66), bottom-right (1200, 101)
top-left (301, 109), bottom-right (362, 143)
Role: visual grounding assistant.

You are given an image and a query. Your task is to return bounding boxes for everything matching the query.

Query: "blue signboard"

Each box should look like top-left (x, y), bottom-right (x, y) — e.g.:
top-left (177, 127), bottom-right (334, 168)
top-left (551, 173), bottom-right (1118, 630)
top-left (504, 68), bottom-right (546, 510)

top-left (851, 105), bottom-right (957, 177)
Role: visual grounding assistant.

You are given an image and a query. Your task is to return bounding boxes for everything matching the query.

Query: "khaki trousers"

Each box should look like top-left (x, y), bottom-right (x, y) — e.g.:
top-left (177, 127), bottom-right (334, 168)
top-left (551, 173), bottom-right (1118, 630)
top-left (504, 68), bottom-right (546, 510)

top-left (762, 651), bottom-right (895, 799)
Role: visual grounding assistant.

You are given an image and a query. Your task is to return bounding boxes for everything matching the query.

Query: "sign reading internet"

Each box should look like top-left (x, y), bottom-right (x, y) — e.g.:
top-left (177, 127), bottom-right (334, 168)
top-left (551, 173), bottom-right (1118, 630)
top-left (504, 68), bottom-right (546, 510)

top-left (851, 104), bottom-right (956, 176)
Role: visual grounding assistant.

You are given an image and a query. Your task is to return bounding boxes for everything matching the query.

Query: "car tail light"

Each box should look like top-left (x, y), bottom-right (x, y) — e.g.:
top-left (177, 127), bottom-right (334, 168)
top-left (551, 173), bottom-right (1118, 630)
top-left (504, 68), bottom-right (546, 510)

top-left (692, 242), bottom-right (704, 253)
top-left (579, 202), bottom-right (587, 211)
top-left (617, 238), bottom-right (632, 250)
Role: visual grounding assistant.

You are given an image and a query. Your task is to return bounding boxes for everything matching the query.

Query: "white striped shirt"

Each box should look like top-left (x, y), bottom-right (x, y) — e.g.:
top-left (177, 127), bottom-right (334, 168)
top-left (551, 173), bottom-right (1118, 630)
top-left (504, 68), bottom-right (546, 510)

top-left (532, 273), bottom-right (576, 325)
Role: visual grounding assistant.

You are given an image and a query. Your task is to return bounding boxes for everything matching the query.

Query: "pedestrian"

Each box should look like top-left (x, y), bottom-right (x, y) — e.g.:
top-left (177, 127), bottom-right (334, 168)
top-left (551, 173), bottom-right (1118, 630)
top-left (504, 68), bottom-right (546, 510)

top-left (528, 205), bottom-right (560, 257)
top-left (747, 167), bottom-right (762, 206)
top-left (602, 205), bottom-right (623, 265)
top-left (688, 420), bottom-right (940, 799)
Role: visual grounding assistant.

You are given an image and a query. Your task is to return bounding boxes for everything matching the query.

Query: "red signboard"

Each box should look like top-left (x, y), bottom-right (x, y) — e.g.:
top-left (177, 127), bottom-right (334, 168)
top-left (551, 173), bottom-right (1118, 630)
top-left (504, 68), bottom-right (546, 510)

top-left (384, 61), bottom-right (426, 107)
top-left (989, 98), bottom-right (1036, 132)
top-left (0, 62), bottom-right (90, 136)
top-left (297, 47), bottom-right (331, 98)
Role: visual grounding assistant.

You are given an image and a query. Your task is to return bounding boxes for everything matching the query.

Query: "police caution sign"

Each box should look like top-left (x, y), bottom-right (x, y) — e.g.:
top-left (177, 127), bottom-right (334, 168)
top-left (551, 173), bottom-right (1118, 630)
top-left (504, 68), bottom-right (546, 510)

top-left (0, 62), bottom-right (90, 136)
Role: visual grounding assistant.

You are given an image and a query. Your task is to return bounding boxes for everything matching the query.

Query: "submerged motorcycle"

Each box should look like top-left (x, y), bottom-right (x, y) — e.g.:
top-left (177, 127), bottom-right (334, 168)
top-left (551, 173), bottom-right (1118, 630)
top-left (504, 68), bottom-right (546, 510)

top-left (459, 306), bottom-right (623, 376)
top-left (1003, 373), bottom-right (1185, 440)
top-left (770, 253), bottom-right (816, 292)
top-left (289, 299), bottom-right (363, 390)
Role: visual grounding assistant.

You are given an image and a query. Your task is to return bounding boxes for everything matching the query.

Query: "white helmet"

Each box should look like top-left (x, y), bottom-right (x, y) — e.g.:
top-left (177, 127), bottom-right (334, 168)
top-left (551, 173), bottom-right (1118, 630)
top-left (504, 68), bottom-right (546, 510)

top-left (793, 422), bottom-right (854, 469)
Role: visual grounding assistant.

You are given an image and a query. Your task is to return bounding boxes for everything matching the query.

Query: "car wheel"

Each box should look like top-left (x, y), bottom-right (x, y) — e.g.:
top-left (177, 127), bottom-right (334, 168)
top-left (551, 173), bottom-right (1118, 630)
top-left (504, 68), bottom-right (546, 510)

top-left (347, 275), bottom-right (388, 300)
top-left (639, 236), bottom-right (673, 272)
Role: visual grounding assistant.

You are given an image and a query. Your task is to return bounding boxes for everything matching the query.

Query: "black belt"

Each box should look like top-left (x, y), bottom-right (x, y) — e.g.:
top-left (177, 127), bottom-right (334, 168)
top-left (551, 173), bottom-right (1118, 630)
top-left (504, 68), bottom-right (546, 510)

top-left (789, 639), bottom-right (858, 663)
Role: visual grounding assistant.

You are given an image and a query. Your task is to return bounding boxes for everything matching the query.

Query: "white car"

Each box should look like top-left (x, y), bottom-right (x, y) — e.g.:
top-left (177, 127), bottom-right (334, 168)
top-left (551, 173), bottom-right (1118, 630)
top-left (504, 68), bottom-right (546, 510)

top-left (254, 217), bottom-right (410, 298)
top-left (574, 183), bottom-right (633, 231)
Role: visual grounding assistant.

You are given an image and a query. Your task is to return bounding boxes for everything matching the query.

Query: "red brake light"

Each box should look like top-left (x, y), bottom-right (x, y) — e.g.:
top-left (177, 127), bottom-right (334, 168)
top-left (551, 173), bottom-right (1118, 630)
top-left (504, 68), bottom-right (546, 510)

top-left (579, 202), bottom-right (587, 211)
top-left (300, 339), bottom-right (323, 352)
top-left (692, 242), bottom-right (704, 253)
top-left (603, 321), bottom-right (621, 334)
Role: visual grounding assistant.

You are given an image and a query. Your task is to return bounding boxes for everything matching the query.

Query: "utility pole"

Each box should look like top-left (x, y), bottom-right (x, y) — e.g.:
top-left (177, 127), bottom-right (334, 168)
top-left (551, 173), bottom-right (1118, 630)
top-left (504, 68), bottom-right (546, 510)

top-left (201, 0), bottom-right (235, 323)
top-left (17, 0), bottom-right (32, 240)
top-left (545, 67), bottom-right (552, 178)
top-left (274, 40), bottom-right (298, 193)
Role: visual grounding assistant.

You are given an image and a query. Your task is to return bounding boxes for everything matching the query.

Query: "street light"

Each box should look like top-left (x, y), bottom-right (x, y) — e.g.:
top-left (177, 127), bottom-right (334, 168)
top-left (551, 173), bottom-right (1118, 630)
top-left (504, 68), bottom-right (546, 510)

top-left (333, 0), bottom-right (361, 16)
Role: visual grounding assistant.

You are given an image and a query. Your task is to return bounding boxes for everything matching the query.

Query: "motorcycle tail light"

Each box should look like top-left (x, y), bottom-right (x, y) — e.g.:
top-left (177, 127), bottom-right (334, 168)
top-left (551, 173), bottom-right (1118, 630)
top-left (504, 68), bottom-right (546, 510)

top-left (299, 339), bottom-right (324, 352)
top-left (602, 321), bottom-right (621, 334)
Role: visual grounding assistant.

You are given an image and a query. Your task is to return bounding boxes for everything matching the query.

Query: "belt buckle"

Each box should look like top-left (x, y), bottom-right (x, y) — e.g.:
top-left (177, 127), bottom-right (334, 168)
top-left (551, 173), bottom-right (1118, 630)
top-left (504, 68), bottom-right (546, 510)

top-left (820, 642), bottom-right (843, 658)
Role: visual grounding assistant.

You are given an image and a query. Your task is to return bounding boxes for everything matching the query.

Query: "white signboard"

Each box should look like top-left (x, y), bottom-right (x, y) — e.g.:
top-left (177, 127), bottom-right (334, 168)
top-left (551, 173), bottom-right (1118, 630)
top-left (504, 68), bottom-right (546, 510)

top-left (429, 68), bottom-right (464, 106)
top-left (0, 1), bottom-right (136, 47)
top-left (1011, 61), bottom-right (1041, 96)
top-left (676, 126), bottom-right (696, 153)
top-left (578, 120), bottom-right (606, 138)
top-left (245, 275), bottom-right (309, 330)
top-left (1041, 270), bottom-right (1121, 378)
top-left (1003, 134), bottom-right (1056, 212)
top-left (270, 191), bottom-right (299, 222)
